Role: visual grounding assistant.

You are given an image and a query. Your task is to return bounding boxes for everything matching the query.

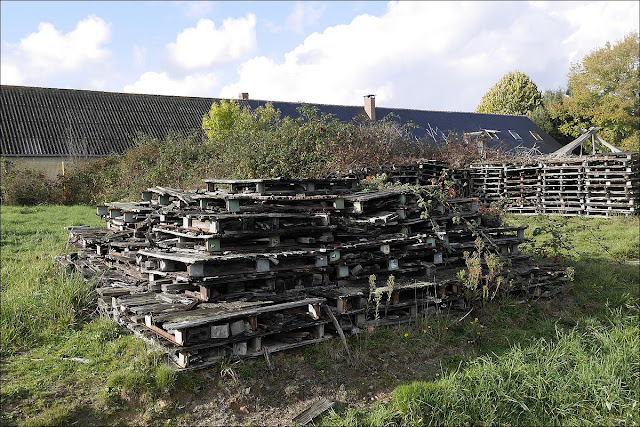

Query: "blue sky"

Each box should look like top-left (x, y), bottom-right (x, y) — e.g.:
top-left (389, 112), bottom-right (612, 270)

top-left (1, 1), bottom-right (638, 112)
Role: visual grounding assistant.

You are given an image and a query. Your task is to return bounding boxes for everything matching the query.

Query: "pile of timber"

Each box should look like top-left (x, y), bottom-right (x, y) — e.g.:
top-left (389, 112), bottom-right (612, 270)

top-left (343, 159), bottom-right (471, 197)
top-left (59, 177), bottom-right (566, 371)
top-left (469, 153), bottom-right (640, 217)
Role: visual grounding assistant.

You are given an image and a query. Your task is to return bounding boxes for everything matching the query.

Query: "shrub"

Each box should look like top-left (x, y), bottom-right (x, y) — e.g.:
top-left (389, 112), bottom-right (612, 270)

top-left (60, 131), bottom-right (213, 204)
top-left (203, 101), bottom-right (427, 179)
top-left (2, 102), bottom-right (516, 206)
top-left (1, 159), bottom-right (61, 205)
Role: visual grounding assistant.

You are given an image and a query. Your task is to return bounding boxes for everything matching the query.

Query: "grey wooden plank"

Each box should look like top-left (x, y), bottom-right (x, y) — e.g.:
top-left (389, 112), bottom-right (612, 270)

top-left (161, 298), bottom-right (325, 330)
top-left (292, 397), bottom-right (334, 425)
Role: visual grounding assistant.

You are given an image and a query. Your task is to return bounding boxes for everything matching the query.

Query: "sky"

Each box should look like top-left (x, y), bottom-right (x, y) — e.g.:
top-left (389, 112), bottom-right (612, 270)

top-left (1, 1), bottom-right (638, 112)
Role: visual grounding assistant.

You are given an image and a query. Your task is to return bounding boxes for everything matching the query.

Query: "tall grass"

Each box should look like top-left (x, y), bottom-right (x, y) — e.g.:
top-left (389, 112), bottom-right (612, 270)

top-left (1, 205), bottom-right (184, 425)
top-left (1, 265), bottom-right (95, 354)
top-left (324, 306), bottom-right (639, 426)
top-left (395, 309), bottom-right (638, 426)
top-left (1, 205), bottom-right (104, 353)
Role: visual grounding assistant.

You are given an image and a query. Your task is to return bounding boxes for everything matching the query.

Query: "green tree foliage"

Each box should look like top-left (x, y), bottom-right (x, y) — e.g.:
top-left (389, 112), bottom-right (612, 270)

top-left (476, 71), bottom-right (543, 116)
top-left (526, 105), bottom-right (554, 135)
top-left (558, 33), bottom-right (639, 151)
top-left (201, 99), bottom-right (241, 136)
top-left (537, 89), bottom-right (575, 145)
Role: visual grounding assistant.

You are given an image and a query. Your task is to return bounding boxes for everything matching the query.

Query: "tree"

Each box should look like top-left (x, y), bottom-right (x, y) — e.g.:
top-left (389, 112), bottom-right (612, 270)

top-left (559, 33), bottom-right (639, 151)
top-left (526, 105), bottom-right (554, 135)
top-left (534, 89), bottom-right (575, 145)
top-left (476, 71), bottom-right (542, 116)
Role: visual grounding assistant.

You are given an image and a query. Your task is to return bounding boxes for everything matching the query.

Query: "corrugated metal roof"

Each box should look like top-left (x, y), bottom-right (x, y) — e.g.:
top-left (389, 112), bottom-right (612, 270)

top-left (1, 85), bottom-right (562, 157)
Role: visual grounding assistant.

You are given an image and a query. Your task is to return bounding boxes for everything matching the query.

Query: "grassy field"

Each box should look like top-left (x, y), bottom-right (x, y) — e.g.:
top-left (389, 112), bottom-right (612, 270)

top-left (1, 206), bottom-right (638, 426)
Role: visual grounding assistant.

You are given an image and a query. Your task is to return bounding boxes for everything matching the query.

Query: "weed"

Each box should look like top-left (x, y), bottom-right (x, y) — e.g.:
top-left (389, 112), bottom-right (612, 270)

top-left (324, 215), bottom-right (639, 426)
top-left (365, 274), bottom-right (376, 321)
top-left (374, 292), bottom-right (383, 326)
top-left (384, 275), bottom-right (395, 317)
top-left (155, 365), bottom-right (177, 390)
top-left (525, 216), bottom-right (579, 261)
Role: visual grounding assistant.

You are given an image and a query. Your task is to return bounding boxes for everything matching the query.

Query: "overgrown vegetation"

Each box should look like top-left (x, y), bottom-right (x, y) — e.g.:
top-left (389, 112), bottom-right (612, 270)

top-left (329, 307), bottom-right (638, 426)
top-left (202, 101), bottom-right (427, 179)
top-left (0, 159), bottom-right (62, 205)
top-left (0, 206), bottom-right (189, 425)
top-left (0, 206), bottom-right (638, 425)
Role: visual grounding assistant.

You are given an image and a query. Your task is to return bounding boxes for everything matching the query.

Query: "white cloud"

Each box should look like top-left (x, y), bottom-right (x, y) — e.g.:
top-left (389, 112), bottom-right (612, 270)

top-left (220, 1), bottom-right (639, 112)
top-left (165, 14), bottom-right (257, 72)
top-left (0, 15), bottom-right (112, 86)
top-left (133, 44), bottom-right (147, 68)
top-left (535, 1), bottom-right (639, 65)
top-left (0, 63), bottom-right (24, 85)
top-left (286, 2), bottom-right (326, 34)
top-left (123, 71), bottom-right (220, 97)
top-left (179, 1), bottom-right (214, 19)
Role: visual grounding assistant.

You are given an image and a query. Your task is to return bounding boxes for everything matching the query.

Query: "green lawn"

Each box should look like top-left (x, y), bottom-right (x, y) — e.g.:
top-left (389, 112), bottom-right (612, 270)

top-left (1, 206), bottom-right (638, 426)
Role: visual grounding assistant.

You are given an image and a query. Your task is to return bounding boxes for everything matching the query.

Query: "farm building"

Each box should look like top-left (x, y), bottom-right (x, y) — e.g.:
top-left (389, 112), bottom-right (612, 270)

top-left (0, 85), bottom-right (561, 178)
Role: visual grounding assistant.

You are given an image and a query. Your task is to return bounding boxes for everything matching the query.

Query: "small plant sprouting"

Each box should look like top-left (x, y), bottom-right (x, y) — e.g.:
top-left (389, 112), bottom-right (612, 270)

top-left (366, 274), bottom-right (377, 320)
top-left (565, 266), bottom-right (575, 282)
top-left (374, 292), bottom-right (383, 326)
top-left (384, 275), bottom-right (395, 317)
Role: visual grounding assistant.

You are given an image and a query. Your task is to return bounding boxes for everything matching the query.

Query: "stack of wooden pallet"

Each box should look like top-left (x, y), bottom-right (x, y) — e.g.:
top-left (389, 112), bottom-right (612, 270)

top-left (539, 158), bottom-right (586, 216)
top-left (583, 153), bottom-right (640, 216)
top-left (467, 164), bottom-right (505, 206)
top-left (341, 159), bottom-right (470, 197)
top-left (469, 153), bottom-right (639, 217)
top-left (60, 177), bottom-right (566, 370)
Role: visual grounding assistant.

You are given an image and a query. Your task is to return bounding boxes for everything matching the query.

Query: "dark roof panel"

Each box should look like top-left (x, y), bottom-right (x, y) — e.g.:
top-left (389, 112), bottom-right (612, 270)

top-left (1, 85), bottom-right (562, 157)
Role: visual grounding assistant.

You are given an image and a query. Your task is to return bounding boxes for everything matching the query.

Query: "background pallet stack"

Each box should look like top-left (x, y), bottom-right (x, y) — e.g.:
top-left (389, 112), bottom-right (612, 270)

top-left (539, 158), bottom-right (585, 216)
top-left (469, 153), bottom-right (640, 217)
top-left (583, 153), bottom-right (640, 216)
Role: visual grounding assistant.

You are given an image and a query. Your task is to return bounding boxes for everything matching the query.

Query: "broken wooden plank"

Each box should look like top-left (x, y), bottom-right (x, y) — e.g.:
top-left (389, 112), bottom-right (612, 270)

top-left (323, 304), bottom-right (351, 362)
top-left (292, 397), bottom-right (334, 425)
top-left (262, 346), bottom-right (275, 372)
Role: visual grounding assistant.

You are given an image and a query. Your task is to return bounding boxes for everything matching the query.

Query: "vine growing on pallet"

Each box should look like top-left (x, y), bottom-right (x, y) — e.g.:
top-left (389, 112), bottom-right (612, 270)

top-left (363, 171), bottom-right (514, 305)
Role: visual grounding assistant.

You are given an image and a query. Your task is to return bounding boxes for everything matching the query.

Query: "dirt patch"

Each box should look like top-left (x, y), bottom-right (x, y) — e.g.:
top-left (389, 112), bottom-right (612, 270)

top-left (147, 334), bottom-right (471, 426)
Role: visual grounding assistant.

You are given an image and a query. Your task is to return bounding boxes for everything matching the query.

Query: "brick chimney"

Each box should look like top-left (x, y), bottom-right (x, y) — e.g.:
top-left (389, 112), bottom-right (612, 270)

top-left (239, 92), bottom-right (249, 100)
top-left (364, 94), bottom-right (375, 120)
